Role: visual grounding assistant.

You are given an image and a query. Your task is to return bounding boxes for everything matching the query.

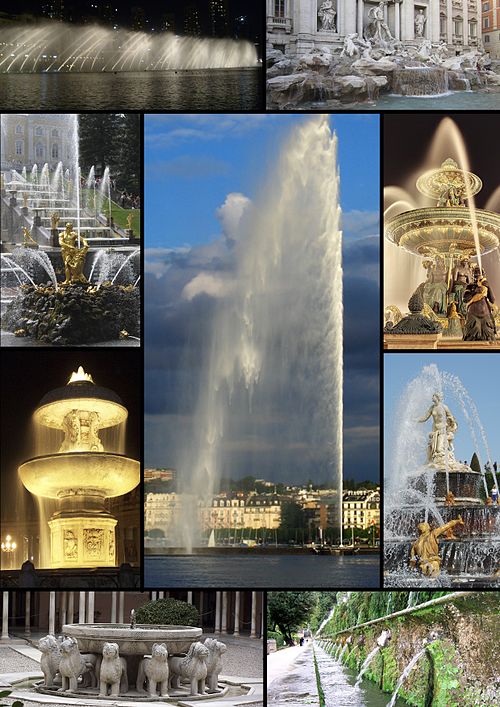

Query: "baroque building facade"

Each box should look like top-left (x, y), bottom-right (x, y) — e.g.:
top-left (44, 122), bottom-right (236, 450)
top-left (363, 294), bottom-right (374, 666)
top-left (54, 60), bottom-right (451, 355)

top-left (1, 114), bottom-right (75, 171)
top-left (267, 0), bottom-right (483, 55)
top-left (482, 0), bottom-right (500, 57)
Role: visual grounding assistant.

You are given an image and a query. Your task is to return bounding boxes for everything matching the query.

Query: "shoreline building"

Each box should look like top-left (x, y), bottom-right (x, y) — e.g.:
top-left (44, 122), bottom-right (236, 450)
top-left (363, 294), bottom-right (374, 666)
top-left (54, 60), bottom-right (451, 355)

top-left (482, 0), bottom-right (500, 57)
top-left (267, 0), bottom-right (483, 56)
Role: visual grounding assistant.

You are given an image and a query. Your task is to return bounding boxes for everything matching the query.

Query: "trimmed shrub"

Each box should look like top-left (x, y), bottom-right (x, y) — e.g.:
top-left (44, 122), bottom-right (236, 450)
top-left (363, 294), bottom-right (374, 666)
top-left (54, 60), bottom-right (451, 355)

top-left (135, 598), bottom-right (199, 627)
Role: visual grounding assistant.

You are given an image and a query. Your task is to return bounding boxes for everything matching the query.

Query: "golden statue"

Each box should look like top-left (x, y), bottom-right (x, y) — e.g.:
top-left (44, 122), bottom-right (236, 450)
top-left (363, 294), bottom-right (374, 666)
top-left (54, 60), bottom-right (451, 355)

top-left (59, 222), bottom-right (89, 284)
top-left (22, 226), bottom-right (38, 247)
top-left (410, 516), bottom-right (464, 578)
top-left (126, 213), bottom-right (134, 230)
top-left (445, 491), bottom-right (456, 506)
top-left (51, 212), bottom-right (60, 230)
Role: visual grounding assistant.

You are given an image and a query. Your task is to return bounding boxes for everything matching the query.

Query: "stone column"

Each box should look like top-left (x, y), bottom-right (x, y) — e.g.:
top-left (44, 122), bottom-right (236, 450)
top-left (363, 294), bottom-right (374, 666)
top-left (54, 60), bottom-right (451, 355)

top-left (49, 592), bottom-right (56, 635)
top-left (111, 592), bottom-right (117, 623)
top-left (118, 592), bottom-right (124, 623)
top-left (234, 592), bottom-right (240, 637)
top-left (250, 592), bottom-right (257, 638)
top-left (25, 592), bottom-right (31, 636)
top-left (357, 0), bottom-right (364, 34)
top-left (61, 592), bottom-right (67, 628)
top-left (87, 592), bottom-right (95, 623)
top-left (401, 0), bottom-right (415, 40)
top-left (295, 0), bottom-right (317, 55)
top-left (158, 591), bottom-right (164, 599)
top-left (221, 592), bottom-right (228, 635)
top-left (79, 592), bottom-right (86, 624)
top-left (344, 0), bottom-right (357, 34)
top-left (1, 592), bottom-right (8, 641)
top-left (430, 0), bottom-right (441, 43)
top-left (446, 0), bottom-right (453, 44)
top-left (395, 0), bottom-right (401, 39)
top-left (215, 592), bottom-right (221, 634)
top-left (151, 592), bottom-right (157, 600)
top-left (187, 591), bottom-right (193, 605)
top-left (462, 0), bottom-right (468, 47)
top-left (67, 592), bottom-right (74, 624)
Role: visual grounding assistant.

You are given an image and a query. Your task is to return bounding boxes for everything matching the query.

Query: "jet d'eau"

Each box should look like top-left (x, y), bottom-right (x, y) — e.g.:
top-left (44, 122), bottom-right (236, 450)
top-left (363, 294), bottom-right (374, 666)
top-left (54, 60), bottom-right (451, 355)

top-left (144, 114), bottom-right (381, 587)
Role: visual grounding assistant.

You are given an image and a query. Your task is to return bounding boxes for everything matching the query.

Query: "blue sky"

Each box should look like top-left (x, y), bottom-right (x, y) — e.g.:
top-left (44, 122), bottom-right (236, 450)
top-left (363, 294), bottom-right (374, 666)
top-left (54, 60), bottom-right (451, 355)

top-left (145, 114), bottom-right (379, 251)
top-left (385, 354), bottom-right (500, 465)
top-left (144, 114), bottom-right (380, 484)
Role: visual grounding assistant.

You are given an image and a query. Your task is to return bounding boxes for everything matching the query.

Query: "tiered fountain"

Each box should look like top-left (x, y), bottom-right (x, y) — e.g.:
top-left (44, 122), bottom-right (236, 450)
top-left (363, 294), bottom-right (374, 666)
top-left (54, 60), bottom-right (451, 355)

top-left (18, 366), bottom-right (139, 569)
top-left (384, 364), bottom-right (500, 587)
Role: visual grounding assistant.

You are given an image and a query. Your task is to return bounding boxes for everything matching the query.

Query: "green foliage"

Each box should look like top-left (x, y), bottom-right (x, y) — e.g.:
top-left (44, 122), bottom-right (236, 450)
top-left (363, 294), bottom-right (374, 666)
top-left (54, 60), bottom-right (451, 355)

top-left (470, 452), bottom-right (481, 472)
top-left (135, 598), bottom-right (199, 627)
top-left (427, 640), bottom-right (463, 707)
top-left (267, 592), bottom-right (318, 645)
top-left (312, 647), bottom-right (326, 707)
top-left (279, 501), bottom-right (307, 531)
top-left (0, 689), bottom-right (24, 707)
top-left (267, 630), bottom-right (285, 649)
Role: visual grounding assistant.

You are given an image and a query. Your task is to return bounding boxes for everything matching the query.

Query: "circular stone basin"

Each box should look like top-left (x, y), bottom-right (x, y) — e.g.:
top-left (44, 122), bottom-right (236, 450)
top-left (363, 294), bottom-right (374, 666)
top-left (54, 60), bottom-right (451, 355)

top-left (63, 623), bottom-right (202, 656)
top-left (19, 452), bottom-right (139, 499)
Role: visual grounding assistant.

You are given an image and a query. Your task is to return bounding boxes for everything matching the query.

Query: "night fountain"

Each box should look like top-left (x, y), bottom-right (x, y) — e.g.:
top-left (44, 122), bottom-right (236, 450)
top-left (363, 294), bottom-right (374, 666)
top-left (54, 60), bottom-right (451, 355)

top-left (0, 22), bottom-right (258, 73)
top-left (18, 366), bottom-right (139, 568)
top-left (384, 123), bottom-right (500, 347)
top-left (384, 364), bottom-right (500, 587)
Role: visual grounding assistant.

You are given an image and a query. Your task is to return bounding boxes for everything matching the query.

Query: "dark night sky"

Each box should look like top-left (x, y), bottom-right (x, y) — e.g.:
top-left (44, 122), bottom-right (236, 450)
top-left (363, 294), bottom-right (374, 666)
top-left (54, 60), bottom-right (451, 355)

top-left (0, 349), bottom-right (141, 521)
top-left (384, 114), bottom-right (500, 209)
top-left (2, 1), bottom-right (262, 41)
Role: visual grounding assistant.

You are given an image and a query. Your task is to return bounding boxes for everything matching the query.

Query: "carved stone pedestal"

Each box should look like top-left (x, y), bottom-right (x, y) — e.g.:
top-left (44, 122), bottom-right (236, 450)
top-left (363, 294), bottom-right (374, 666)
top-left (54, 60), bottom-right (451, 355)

top-left (384, 333), bottom-right (442, 349)
top-left (49, 515), bottom-right (117, 568)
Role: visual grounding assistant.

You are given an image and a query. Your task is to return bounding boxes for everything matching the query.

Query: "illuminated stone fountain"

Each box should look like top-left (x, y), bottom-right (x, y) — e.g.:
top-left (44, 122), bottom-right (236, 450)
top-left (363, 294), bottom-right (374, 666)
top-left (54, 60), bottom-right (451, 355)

top-left (18, 366), bottom-right (139, 569)
top-left (384, 158), bottom-right (500, 343)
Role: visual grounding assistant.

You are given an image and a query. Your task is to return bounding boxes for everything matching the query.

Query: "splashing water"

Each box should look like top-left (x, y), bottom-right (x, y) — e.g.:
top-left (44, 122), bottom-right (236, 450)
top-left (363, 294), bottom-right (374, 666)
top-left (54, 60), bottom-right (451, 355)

top-left (354, 645), bottom-right (380, 688)
top-left (0, 22), bottom-right (258, 73)
top-left (387, 648), bottom-right (428, 707)
top-left (175, 117), bottom-right (343, 551)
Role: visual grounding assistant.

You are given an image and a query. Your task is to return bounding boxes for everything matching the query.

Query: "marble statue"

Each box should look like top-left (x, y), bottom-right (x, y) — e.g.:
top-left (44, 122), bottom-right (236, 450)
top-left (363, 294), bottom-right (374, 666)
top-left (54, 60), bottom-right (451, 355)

top-left (98, 642), bottom-right (128, 697)
top-left (415, 9), bottom-right (426, 38)
top-left (463, 274), bottom-right (497, 341)
top-left (365, 1), bottom-right (394, 48)
top-left (341, 33), bottom-right (372, 58)
top-left (410, 517), bottom-right (465, 577)
top-left (59, 637), bottom-right (97, 692)
top-left (416, 39), bottom-right (433, 62)
top-left (168, 642), bottom-right (209, 696)
top-left (417, 392), bottom-right (460, 468)
top-left (39, 635), bottom-right (62, 687)
top-left (204, 638), bottom-right (227, 693)
top-left (376, 629), bottom-right (391, 647)
top-left (318, 0), bottom-right (336, 32)
top-left (137, 643), bottom-right (169, 697)
top-left (59, 222), bottom-right (89, 285)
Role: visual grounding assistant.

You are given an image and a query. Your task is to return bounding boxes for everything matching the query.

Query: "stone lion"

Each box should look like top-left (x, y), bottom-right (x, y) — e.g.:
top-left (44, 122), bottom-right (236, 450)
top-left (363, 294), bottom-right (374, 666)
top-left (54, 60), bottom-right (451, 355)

top-left (97, 642), bottom-right (128, 697)
top-left (59, 637), bottom-right (97, 692)
top-left (136, 642), bottom-right (169, 697)
top-left (39, 634), bottom-right (62, 687)
top-left (204, 638), bottom-right (227, 693)
top-left (168, 641), bottom-right (209, 696)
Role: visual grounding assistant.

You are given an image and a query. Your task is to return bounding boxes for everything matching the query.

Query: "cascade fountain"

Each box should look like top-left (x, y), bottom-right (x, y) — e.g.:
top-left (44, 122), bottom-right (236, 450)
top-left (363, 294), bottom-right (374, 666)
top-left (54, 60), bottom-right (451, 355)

top-left (384, 363), bottom-right (500, 587)
top-left (384, 119), bottom-right (500, 346)
top-left (0, 22), bottom-right (258, 73)
top-left (1, 114), bottom-right (141, 344)
top-left (174, 116), bottom-right (343, 552)
top-left (18, 366), bottom-right (139, 568)
top-left (392, 67), bottom-right (449, 97)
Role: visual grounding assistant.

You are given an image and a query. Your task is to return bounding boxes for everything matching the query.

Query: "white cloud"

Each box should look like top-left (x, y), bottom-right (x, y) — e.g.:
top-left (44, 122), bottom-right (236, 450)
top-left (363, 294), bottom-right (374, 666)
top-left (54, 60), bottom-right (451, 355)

top-left (216, 192), bottom-right (252, 243)
top-left (182, 272), bottom-right (234, 301)
top-left (144, 246), bottom-right (191, 280)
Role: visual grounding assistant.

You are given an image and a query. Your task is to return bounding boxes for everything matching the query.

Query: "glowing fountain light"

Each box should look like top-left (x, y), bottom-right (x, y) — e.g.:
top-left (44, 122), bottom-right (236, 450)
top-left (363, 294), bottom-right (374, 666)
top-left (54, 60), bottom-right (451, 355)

top-left (18, 367), bottom-right (139, 569)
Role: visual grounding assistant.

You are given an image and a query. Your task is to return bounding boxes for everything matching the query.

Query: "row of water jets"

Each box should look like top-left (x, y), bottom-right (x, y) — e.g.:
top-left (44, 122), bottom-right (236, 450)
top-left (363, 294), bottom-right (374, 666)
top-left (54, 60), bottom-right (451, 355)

top-left (0, 22), bottom-right (257, 73)
top-left (1, 247), bottom-right (140, 292)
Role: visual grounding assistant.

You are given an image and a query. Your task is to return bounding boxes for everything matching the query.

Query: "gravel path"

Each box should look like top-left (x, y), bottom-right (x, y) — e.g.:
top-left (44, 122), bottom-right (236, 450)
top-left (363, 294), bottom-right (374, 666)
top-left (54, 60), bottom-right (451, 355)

top-left (203, 633), bottom-right (263, 678)
top-left (0, 647), bottom-right (41, 673)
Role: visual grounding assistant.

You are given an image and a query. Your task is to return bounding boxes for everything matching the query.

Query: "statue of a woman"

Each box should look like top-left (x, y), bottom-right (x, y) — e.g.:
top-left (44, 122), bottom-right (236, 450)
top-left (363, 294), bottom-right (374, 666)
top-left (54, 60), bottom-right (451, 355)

top-left (415, 9), bottom-right (426, 38)
top-left (318, 0), bottom-right (336, 32)
top-left (463, 273), bottom-right (496, 341)
top-left (417, 393), bottom-right (459, 467)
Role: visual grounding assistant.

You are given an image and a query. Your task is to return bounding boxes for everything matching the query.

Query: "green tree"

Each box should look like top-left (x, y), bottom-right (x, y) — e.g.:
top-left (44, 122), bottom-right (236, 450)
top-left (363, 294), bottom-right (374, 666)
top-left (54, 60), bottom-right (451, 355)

top-left (470, 453), bottom-right (481, 472)
top-left (267, 592), bottom-right (318, 645)
top-left (280, 502), bottom-right (306, 533)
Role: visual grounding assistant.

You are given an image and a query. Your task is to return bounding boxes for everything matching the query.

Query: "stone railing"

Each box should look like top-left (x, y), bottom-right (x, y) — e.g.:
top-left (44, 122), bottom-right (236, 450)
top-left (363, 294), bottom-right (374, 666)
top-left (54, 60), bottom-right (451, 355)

top-left (267, 15), bottom-right (293, 33)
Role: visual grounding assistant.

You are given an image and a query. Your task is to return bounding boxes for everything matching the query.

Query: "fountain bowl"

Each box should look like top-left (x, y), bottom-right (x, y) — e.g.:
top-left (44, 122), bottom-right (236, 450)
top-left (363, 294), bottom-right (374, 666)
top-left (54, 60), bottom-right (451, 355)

top-left (62, 623), bottom-right (202, 656)
top-left (19, 452), bottom-right (139, 499)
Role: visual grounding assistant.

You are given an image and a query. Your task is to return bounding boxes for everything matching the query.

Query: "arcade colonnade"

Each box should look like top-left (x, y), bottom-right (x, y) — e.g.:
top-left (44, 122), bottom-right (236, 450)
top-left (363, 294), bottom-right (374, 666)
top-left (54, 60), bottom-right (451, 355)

top-left (267, 0), bottom-right (482, 55)
top-left (1, 590), bottom-right (263, 641)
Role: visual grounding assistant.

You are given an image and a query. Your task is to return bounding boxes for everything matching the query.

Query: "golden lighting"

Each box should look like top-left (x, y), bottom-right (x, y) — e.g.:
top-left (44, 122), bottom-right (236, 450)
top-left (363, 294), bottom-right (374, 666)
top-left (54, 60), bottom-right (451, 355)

top-left (68, 366), bottom-right (95, 384)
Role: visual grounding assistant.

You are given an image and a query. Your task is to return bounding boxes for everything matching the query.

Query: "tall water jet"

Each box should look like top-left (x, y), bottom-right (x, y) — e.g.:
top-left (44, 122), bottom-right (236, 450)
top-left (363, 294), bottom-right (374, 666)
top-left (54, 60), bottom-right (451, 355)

top-left (177, 116), bottom-right (343, 551)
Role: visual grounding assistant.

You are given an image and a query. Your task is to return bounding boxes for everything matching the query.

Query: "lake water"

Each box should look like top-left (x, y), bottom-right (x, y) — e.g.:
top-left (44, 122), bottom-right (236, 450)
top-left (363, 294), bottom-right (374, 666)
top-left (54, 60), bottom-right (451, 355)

top-left (145, 554), bottom-right (380, 588)
top-left (0, 67), bottom-right (263, 110)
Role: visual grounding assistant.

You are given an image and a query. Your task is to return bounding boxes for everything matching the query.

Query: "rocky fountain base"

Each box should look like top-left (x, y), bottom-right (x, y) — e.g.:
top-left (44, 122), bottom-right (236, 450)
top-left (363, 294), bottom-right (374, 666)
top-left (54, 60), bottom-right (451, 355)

top-left (266, 43), bottom-right (500, 109)
top-left (3, 282), bottom-right (140, 344)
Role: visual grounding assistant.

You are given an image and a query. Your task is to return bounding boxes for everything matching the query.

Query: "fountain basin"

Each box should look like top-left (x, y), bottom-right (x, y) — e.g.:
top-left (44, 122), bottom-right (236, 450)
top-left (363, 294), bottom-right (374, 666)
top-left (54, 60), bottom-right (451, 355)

top-left (385, 206), bottom-right (500, 256)
top-left (63, 623), bottom-right (202, 656)
top-left (19, 452), bottom-right (139, 499)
